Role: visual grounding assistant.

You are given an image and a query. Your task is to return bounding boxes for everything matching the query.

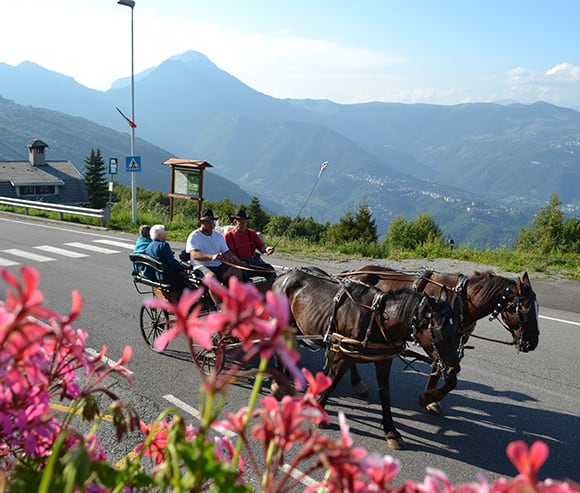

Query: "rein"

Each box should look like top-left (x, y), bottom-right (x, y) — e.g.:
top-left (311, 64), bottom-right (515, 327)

top-left (336, 269), bottom-right (450, 291)
top-left (220, 258), bottom-right (276, 274)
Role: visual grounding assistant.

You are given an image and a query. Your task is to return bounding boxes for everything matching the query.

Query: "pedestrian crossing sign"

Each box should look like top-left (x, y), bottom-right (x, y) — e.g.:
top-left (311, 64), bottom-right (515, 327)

top-left (125, 155), bottom-right (141, 172)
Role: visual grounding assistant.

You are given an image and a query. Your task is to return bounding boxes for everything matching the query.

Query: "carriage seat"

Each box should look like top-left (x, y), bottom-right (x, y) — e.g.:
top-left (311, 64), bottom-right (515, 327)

top-left (129, 253), bottom-right (176, 290)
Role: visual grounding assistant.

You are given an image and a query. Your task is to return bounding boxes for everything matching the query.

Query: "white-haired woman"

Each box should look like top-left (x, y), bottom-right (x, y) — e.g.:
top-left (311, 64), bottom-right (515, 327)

top-left (145, 224), bottom-right (188, 286)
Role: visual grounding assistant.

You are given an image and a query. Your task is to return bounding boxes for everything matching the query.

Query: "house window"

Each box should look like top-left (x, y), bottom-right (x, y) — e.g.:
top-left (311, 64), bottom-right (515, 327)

top-left (20, 185), bottom-right (56, 196)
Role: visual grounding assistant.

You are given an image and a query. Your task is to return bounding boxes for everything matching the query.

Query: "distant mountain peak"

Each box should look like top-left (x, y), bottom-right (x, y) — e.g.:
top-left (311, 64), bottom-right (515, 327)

top-left (169, 50), bottom-right (212, 65)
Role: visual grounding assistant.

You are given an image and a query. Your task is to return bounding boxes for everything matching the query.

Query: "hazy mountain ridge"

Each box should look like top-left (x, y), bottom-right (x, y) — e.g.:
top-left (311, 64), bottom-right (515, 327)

top-left (0, 96), bottom-right (252, 205)
top-left (2, 51), bottom-right (578, 247)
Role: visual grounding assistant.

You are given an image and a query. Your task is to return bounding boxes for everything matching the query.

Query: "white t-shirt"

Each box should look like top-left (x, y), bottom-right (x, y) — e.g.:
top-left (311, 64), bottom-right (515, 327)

top-left (186, 229), bottom-right (229, 267)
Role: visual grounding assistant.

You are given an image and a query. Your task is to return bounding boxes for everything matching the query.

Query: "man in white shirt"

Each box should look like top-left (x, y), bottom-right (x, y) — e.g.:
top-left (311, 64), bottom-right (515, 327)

top-left (185, 208), bottom-right (244, 284)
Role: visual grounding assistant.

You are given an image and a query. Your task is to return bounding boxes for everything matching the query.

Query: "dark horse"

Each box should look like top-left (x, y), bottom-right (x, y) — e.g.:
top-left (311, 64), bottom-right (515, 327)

top-left (340, 266), bottom-right (540, 412)
top-left (272, 266), bottom-right (460, 449)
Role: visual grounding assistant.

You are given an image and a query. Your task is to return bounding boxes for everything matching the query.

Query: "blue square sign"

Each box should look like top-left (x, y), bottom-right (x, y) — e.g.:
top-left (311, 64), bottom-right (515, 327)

top-left (125, 155), bottom-right (141, 172)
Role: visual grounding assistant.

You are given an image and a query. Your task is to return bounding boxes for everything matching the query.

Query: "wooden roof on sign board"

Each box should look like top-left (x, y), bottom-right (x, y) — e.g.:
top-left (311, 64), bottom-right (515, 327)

top-left (162, 158), bottom-right (213, 169)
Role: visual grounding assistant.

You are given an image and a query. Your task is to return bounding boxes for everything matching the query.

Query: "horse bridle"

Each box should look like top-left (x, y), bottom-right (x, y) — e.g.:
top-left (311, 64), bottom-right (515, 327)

top-left (488, 284), bottom-right (539, 351)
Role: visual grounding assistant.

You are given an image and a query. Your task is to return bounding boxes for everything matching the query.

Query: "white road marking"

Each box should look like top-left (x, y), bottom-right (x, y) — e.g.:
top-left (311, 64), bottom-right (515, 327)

top-left (94, 239), bottom-right (135, 249)
top-left (0, 257), bottom-right (20, 266)
top-left (64, 242), bottom-right (119, 254)
top-left (1, 248), bottom-right (55, 262)
top-left (162, 394), bottom-right (238, 437)
top-left (539, 314), bottom-right (580, 327)
top-left (34, 245), bottom-right (89, 258)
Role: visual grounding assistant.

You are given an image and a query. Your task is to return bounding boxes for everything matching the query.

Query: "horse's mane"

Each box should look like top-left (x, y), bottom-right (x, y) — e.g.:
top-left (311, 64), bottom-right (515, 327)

top-left (468, 270), bottom-right (514, 299)
top-left (299, 266), bottom-right (338, 283)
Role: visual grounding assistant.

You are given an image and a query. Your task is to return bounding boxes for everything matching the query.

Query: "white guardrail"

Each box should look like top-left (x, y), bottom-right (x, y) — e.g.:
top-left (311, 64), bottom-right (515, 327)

top-left (0, 196), bottom-right (110, 227)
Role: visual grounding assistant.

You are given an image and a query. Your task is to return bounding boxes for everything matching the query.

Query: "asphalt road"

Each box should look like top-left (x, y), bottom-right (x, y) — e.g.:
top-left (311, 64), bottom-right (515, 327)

top-left (1, 213), bottom-right (578, 487)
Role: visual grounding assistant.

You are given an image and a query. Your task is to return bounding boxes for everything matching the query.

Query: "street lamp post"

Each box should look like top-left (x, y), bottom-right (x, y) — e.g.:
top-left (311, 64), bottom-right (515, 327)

top-left (117, 0), bottom-right (137, 224)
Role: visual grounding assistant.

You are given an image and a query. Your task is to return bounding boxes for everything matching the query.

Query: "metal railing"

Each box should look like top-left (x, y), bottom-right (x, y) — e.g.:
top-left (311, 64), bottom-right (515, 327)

top-left (0, 196), bottom-right (110, 227)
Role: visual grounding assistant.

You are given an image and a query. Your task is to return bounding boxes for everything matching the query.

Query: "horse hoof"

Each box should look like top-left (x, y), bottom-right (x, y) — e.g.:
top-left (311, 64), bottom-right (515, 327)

top-left (270, 382), bottom-right (284, 401)
top-left (426, 401), bottom-right (442, 415)
top-left (353, 382), bottom-right (369, 398)
top-left (386, 437), bottom-right (404, 450)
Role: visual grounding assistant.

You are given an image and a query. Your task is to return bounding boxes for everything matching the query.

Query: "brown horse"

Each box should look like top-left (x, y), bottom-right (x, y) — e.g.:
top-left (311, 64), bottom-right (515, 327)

top-left (339, 266), bottom-right (540, 411)
top-left (272, 266), bottom-right (460, 449)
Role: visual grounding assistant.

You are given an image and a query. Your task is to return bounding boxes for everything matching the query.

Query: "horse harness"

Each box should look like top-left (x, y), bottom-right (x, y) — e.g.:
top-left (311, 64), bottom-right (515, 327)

top-left (487, 282), bottom-right (539, 350)
top-left (320, 275), bottom-right (448, 367)
top-left (416, 270), bottom-right (538, 353)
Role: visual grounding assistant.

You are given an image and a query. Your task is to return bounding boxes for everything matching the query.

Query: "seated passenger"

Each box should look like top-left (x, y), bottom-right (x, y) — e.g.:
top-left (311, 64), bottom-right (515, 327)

top-left (133, 224), bottom-right (152, 253)
top-left (224, 208), bottom-right (277, 283)
top-left (132, 224), bottom-right (152, 276)
top-left (185, 209), bottom-right (246, 302)
top-left (145, 224), bottom-right (189, 287)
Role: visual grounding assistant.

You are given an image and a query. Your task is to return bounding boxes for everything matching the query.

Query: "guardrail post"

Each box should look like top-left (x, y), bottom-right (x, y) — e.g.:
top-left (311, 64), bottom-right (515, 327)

top-left (101, 207), bottom-right (111, 227)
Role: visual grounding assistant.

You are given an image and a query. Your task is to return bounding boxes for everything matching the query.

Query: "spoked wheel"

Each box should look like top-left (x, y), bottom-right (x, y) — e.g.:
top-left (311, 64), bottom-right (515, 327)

top-left (188, 293), bottom-right (222, 374)
top-left (140, 305), bottom-right (170, 349)
top-left (189, 331), bottom-right (243, 375)
top-left (189, 340), bottom-right (222, 375)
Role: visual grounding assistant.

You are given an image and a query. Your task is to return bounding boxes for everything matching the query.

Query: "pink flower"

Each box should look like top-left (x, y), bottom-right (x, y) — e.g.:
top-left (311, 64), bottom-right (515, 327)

top-left (359, 453), bottom-right (401, 490)
top-left (506, 440), bottom-right (549, 485)
top-left (202, 277), bottom-right (305, 388)
top-left (215, 407), bottom-right (250, 435)
top-left (143, 288), bottom-right (215, 351)
top-left (137, 418), bottom-right (200, 467)
top-left (214, 435), bottom-right (245, 474)
top-left (300, 368), bottom-right (332, 422)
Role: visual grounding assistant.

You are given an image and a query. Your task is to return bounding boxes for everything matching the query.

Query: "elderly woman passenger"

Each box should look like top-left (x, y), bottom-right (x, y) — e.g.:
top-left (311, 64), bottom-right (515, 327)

top-left (145, 224), bottom-right (189, 286)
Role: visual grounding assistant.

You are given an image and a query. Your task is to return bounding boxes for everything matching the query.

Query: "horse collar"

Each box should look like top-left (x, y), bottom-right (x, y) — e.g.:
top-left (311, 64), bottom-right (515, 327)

top-left (412, 269), bottom-right (432, 291)
top-left (454, 275), bottom-right (468, 295)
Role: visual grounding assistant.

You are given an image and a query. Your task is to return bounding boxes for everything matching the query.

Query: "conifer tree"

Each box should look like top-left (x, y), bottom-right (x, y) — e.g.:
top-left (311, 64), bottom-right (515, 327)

top-left (247, 196), bottom-right (270, 232)
top-left (354, 203), bottom-right (378, 243)
top-left (84, 148), bottom-right (108, 209)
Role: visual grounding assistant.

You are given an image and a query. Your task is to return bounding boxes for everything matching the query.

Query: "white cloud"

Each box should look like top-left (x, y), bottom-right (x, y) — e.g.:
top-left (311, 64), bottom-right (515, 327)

top-left (545, 62), bottom-right (580, 82)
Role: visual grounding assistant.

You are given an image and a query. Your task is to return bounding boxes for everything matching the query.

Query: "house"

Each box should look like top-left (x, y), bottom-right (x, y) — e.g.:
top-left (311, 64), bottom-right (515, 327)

top-left (0, 139), bottom-right (88, 204)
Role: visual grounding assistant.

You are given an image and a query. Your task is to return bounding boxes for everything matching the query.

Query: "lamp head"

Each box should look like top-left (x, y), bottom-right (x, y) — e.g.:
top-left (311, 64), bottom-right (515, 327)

top-left (117, 0), bottom-right (135, 7)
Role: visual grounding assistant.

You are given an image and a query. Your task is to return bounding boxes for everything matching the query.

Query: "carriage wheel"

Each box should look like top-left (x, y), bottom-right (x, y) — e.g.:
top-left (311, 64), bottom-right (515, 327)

top-left (189, 337), bottom-right (227, 375)
top-left (140, 305), bottom-right (169, 350)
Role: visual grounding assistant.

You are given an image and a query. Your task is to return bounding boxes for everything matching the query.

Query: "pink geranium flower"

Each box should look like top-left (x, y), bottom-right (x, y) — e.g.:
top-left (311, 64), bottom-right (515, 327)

top-left (506, 440), bottom-right (550, 485)
top-left (202, 277), bottom-right (306, 388)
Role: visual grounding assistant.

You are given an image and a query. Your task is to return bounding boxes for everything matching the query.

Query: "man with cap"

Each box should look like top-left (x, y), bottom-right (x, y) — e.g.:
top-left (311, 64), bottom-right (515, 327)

top-left (185, 209), bottom-right (244, 286)
top-left (224, 208), bottom-right (277, 282)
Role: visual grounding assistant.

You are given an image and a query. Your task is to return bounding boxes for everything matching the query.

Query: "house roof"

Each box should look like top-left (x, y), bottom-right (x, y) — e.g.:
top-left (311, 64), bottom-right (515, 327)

top-left (0, 159), bottom-right (88, 204)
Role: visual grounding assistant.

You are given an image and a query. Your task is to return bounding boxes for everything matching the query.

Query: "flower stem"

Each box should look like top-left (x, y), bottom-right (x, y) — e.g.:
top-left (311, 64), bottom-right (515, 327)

top-left (232, 356), bottom-right (268, 468)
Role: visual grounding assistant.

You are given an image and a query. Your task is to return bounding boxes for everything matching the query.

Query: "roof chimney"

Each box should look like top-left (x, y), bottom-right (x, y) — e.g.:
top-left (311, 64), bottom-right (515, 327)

top-left (27, 138), bottom-right (49, 166)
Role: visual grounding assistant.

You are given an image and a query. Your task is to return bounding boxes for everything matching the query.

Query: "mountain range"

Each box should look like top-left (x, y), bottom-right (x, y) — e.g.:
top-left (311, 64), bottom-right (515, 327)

top-left (2, 51), bottom-right (580, 248)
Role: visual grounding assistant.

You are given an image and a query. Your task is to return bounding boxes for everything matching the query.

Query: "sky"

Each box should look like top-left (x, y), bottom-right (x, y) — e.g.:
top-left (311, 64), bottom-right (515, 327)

top-left (2, 0), bottom-right (580, 108)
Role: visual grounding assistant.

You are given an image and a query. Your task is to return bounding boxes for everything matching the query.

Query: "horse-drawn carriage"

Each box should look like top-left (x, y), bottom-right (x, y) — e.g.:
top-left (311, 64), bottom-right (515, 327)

top-left (129, 252), bottom-right (274, 372)
top-left (129, 254), bottom-right (540, 449)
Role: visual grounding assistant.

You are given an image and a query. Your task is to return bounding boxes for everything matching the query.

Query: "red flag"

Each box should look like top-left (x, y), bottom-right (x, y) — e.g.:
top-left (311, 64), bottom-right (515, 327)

top-left (115, 106), bottom-right (137, 128)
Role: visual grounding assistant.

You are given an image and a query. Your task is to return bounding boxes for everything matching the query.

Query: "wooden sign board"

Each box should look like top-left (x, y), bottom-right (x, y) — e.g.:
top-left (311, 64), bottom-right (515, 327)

top-left (162, 158), bottom-right (213, 221)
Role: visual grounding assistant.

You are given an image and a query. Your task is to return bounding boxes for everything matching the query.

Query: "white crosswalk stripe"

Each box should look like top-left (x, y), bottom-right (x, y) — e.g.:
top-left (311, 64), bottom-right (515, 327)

top-left (64, 242), bottom-right (119, 254)
top-left (34, 245), bottom-right (90, 258)
top-left (0, 257), bottom-right (20, 267)
top-left (1, 248), bottom-right (55, 262)
top-left (94, 239), bottom-right (135, 249)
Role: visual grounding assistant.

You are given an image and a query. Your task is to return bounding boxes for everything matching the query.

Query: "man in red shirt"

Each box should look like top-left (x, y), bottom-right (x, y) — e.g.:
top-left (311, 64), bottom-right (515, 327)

top-left (224, 209), bottom-right (277, 282)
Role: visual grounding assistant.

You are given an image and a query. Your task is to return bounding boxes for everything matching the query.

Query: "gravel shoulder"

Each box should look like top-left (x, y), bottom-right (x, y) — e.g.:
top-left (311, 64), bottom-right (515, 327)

top-left (273, 254), bottom-right (580, 315)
